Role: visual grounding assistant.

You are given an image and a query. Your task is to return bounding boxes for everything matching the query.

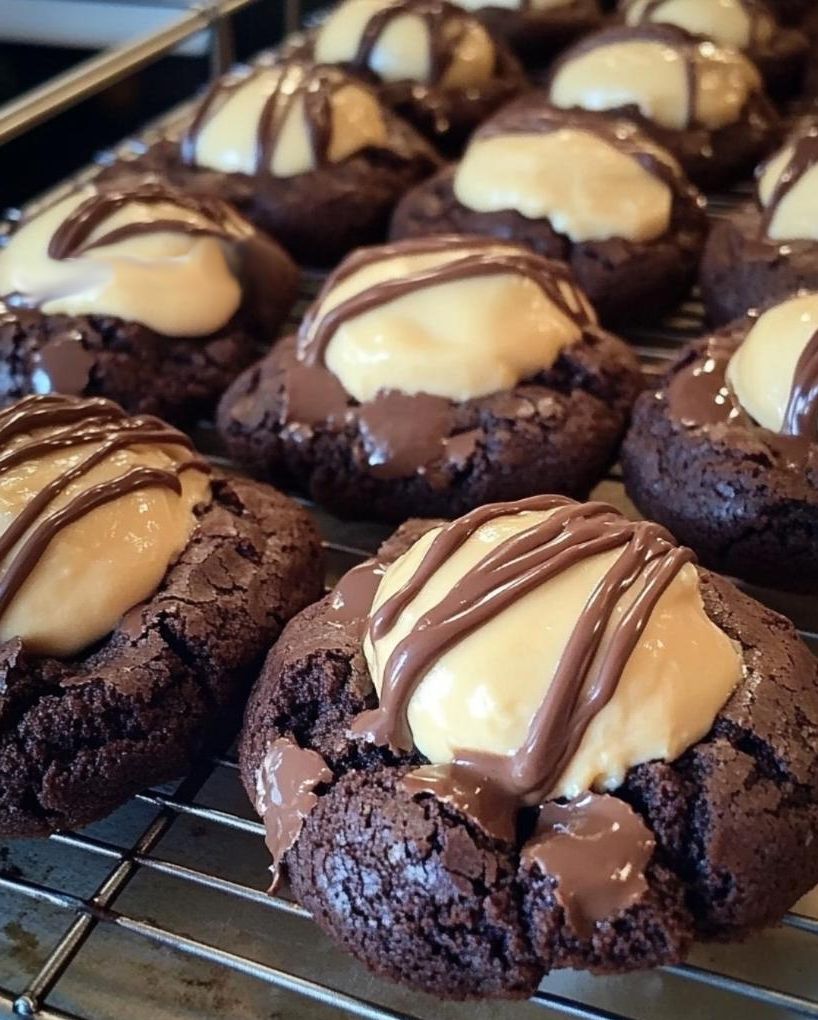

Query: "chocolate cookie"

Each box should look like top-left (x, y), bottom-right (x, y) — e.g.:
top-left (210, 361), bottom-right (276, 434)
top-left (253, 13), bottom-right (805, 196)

top-left (0, 175), bottom-right (299, 426)
top-left (0, 393), bottom-right (323, 836)
top-left (240, 497), bottom-right (818, 997)
top-left (102, 60), bottom-right (441, 266)
top-left (617, 0), bottom-right (809, 98)
top-left (390, 100), bottom-right (707, 325)
top-left (218, 236), bottom-right (643, 522)
top-left (453, 0), bottom-right (603, 69)
top-left (293, 0), bottom-right (528, 155)
top-left (700, 123), bottom-right (818, 326)
top-left (543, 24), bottom-right (780, 189)
top-left (621, 294), bottom-right (818, 590)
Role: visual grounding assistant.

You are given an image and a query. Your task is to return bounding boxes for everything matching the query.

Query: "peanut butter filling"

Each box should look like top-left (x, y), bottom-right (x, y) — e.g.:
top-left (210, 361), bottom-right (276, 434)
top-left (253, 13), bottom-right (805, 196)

top-left (454, 128), bottom-right (675, 242)
top-left (0, 395), bottom-right (210, 657)
top-left (296, 238), bottom-right (595, 403)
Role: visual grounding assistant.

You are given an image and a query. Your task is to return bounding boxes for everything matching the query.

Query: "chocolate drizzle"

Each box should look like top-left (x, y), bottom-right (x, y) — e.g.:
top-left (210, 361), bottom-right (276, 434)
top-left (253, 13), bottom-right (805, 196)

top-left (784, 330), bottom-right (818, 436)
top-left (48, 178), bottom-right (252, 260)
top-left (758, 128), bottom-right (818, 238)
top-left (352, 494), bottom-right (693, 803)
top-left (666, 330), bottom-right (818, 458)
top-left (522, 793), bottom-right (655, 937)
top-left (349, 0), bottom-right (491, 85)
top-left (296, 235), bottom-right (594, 367)
top-left (181, 60), bottom-right (386, 175)
top-left (255, 736), bottom-right (332, 891)
top-left (0, 394), bottom-right (210, 622)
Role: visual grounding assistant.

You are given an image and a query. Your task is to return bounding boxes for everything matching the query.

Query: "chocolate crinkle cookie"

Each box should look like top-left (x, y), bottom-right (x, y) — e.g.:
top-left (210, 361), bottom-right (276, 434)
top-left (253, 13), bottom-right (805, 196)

top-left (101, 60), bottom-right (441, 266)
top-left (0, 175), bottom-right (299, 427)
top-left (700, 123), bottom-right (818, 326)
top-left (449, 0), bottom-right (603, 70)
top-left (622, 291), bottom-right (818, 590)
top-left (218, 235), bottom-right (643, 522)
top-left (390, 100), bottom-right (708, 326)
top-left (617, 0), bottom-right (809, 98)
top-left (0, 394), bottom-right (323, 836)
top-left (239, 495), bottom-right (818, 998)
top-left (290, 0), bottom-right (528, 155)
top-left (543, 24), bottom-right (780, 189)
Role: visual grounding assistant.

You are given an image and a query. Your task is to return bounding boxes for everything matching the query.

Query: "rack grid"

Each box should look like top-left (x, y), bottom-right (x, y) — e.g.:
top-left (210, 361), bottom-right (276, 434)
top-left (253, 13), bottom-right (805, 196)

top-left (1, 4), bottom-right (818, 1018)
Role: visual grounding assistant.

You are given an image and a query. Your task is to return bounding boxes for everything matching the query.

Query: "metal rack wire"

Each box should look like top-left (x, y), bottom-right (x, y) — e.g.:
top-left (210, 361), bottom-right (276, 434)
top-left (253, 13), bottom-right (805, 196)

top-left (1, 4), bottom-right (818, 1018)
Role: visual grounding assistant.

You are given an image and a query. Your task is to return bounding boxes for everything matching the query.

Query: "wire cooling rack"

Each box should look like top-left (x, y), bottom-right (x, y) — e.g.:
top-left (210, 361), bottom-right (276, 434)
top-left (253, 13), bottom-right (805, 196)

top-left (2, 6), bottom-right (818, 1019)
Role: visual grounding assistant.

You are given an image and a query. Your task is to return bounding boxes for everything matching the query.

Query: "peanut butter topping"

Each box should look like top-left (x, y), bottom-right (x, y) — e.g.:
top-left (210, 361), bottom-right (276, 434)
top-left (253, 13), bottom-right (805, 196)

top-left (757, 128), bottom-right (818, 242)
top-left (314, 0), bottom-right (497, 89)
top-left (623, 0), bottom-right (774, 50)
top-left (183, 61), bottom-right (390, 179)
top-left (454, 128), bottom-right (675, 242)
top-left (549, 28), bottom-right (761, 131)
top-left (355, 497), bottom-right (742, 801)
top-left (726, 292), bottom-right (818, 437)
top-left (0, 395), bottom-right (210, 658)
top-left (296, 236), bottom-right (595, 404)
top-left (0, 180), bottom-right (253, 337)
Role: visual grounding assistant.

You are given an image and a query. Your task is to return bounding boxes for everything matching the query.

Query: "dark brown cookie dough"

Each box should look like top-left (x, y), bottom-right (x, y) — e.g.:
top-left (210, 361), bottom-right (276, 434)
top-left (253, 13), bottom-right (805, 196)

top-left (621, 324), bottom-right (818, 590)
top-left (290, 1), bottom-right (529, 155)
top-left (101, 66), bottom-right (442, 267)
top-left (238, 523), bottom-right (818, 996)
top-left (699, 202), bottom-right (818, 326)
top-left (0, 475), bottom-right (323, 837)
top-left (543, 25), bottom-right (781, 190)
top-left (469, 0), bottom-right (603, 69)
top-left (217, 327), bottom-right (643, 523)
top-left (390, 100), bottom-right (708, 326)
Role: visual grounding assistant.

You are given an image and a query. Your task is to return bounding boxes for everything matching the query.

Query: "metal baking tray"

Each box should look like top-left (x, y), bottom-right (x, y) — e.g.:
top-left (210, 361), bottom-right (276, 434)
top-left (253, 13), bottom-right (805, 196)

top-left (1, 5), bottom-right (818, 1018)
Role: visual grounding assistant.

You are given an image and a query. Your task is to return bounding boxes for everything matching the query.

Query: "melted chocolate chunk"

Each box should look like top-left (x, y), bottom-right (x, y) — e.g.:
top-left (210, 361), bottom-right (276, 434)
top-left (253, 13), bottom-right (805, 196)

top-left (256, 735), bottom-right (332, 890)
top-left (522, 793), bottom-right (655, 938)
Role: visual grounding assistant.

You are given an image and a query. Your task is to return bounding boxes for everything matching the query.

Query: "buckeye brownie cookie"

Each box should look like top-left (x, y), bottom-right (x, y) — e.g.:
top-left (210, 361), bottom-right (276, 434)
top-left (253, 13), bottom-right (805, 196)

top-left (622, 291), bottom-right (818, 590)
top-left (218, 236), bottom-right (642, 521)
top-left (449, 0), bottom-right (603, 69)
top-left (105, 60), bottom-right (440, 266)
top-left (240, 495), bottom-right (818, 996)
top-left (701, 124), bottom-right (818, 325)
top-left (297, 0), bottom-right (527, 154)
top-left (390, 101), bottom-right (707, 325)
top-left (0, 393), bottom-right (322, 836)
top-left (0, 176), bottom-right (299, 426)
top-left (619, 0), bottom-right (809, 97)
top-left (545, 25), bottom-right (780, 189)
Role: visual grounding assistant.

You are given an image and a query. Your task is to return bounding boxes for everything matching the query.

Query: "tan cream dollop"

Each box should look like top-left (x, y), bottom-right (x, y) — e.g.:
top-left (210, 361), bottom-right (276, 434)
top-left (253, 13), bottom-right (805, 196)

top-left (364, 508), bottom-right (742, 798)
top-left (624, 0), bottom-right (772, 50)
top-left (453, 128), bottom-right (676, 242)
top-left (0, 188), bottom-right (245, 337)
top-left (192, 67), bottom-right (389, 177)
top-left (0, 424), bottom-right (210, 658)
top-left (727, 292), bottom-right (818, 433)
top-left (303, 242), bottom-right (594, 403)
top-left (757, 141), bottom-right (818, 242)
top-left (314, 0), bottom-right (497, 89)
top-left (549, 37), bottom-right (760, 131)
